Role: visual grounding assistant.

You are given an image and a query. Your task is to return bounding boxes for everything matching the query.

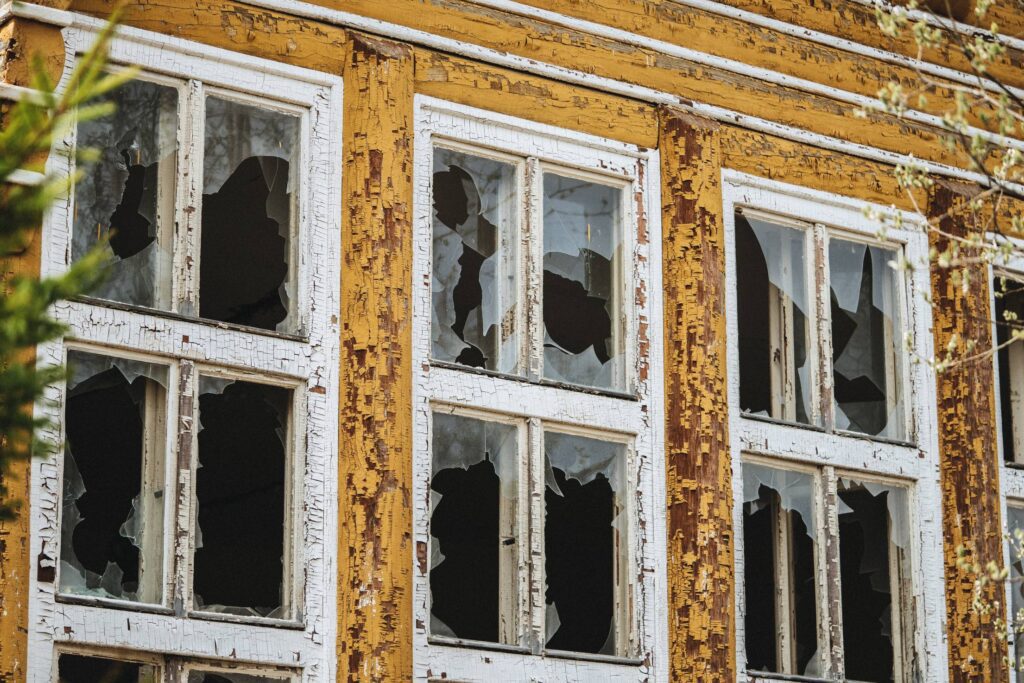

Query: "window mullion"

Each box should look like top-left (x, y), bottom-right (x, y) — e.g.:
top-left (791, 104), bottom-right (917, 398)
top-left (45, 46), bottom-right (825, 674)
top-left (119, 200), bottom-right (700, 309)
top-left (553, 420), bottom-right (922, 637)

top-left (813, 224), bottom-right (836, 432)
top-left (526, 416), bottom-right (545, 653)
top-left (175, 79), bottom-right (204, 318)
top-left (524, 157), bottom-right (543, 383)
top-left (819, 464), bottom-right (845, 679)
top-left (171, 359), bottom-right (196, 617)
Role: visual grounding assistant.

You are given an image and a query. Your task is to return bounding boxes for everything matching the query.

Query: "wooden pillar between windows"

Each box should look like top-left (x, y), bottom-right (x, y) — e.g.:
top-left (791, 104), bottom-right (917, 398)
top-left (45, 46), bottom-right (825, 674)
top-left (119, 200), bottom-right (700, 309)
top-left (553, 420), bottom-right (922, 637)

top-left (338, 32), bottom-right (415, 683)
top-left (928, 181), bottom-right (1008, 681)
top-left (0, 17), bottom-right (67, 682)
top-left (659, 107), bottom-right (736, 680)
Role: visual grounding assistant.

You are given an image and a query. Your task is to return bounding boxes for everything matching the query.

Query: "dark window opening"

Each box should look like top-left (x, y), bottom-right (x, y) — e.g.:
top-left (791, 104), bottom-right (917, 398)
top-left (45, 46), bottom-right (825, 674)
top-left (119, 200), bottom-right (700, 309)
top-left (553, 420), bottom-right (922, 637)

top-left (58, 653), bottom-right (157, 683)
top-left (187, 671), bottom-right (288, 683)
top-left (994, 276), bottom-right (1024, 464)
top-left (194, 379), bottom-right (290, 618)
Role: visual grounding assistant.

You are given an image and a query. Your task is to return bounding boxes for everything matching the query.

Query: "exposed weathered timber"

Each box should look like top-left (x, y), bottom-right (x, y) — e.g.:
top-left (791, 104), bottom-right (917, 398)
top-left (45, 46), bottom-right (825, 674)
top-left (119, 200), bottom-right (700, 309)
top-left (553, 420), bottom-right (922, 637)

top-left (338, 32), bottom-right (415, 683)
top-left (928, 181), bottom-right (1008, 682)
top-left (661, 107), bottom-right (735, 680)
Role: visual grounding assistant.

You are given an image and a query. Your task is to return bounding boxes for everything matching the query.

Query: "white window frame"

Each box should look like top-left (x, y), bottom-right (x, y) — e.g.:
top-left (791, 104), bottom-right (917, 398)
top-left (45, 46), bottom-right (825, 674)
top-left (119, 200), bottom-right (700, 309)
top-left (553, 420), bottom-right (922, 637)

top-left (723, 171), bottom-right (946, 682)
top-left (29, 23), bottom-right (342, 681)
top-left (411, 96), bottom-right (666, 681)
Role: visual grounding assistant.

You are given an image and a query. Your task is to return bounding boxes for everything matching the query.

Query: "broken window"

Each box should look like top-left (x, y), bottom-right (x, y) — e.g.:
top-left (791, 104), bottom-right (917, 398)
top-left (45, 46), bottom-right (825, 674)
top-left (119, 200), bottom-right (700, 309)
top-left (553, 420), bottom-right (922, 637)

top-left (194, 376), bottom-right (292, 618)
top-left (429, 412), bottom-right (519, 644)
top-left (187, 670), bottom-right (292, 683)
top-left (543, 174), bottom-right (624, 391)
top-left (544, 431), bottom-right (627, 655)
top-left (837, 477), bottom-right (912, 683)
top-left (58, 652), bottom-right (159, 683)
top-left (73, 78), bottom-right (177, 309)
top-left (735, 212), bottom-right (814, 424)
top-left (829, 240), bottom-right (905, 440)
top-left (201, 97), bottom-right (299, 332)
top-left (431, 148), bottom-right (518, 373)
top-left (994, 275), bottom-right (1024, 464)
top-left (60, 350), bottom-right (167, 605)
top-left (1007, 503), bottom-right (1024, 672)
top-left (742, 463), bottom-right (821, 676)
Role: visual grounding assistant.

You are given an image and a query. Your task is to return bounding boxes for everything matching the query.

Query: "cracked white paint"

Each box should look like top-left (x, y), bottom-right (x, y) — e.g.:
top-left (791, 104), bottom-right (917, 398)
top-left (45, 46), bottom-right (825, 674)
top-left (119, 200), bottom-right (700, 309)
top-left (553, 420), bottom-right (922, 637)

top-left (29, 26), bottom-right (342, 682)
top-left (722, 171), bottom-right (948, 682)
top-left (410, 97), bottom-right (666, 682)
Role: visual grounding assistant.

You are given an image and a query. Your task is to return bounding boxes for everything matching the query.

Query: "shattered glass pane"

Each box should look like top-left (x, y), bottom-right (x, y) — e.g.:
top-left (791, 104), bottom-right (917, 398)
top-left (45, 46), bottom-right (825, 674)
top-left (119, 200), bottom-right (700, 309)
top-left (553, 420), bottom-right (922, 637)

top-left (194, 377), bottom-right (291, 618)
top-left (829, 239), bottom-right (905, 440)
top-left (432, 148), bottom-right (519, 373)
top-left (994, 276), bottom-right (1024, 464)
top-left (58, 653), bottom-right (159, 683)
top-left (1007, 504), bottom-right (1024, 672)
top-left (742, 463), bottom-right (820, 675)
top-left (60, 351), bottom-right (167, 604)
top-left (187, 671), bottom-right (291, 683)
top-left (430, 412), bottom-right (519, 644)
top-left (73, 78), bottom-right (177, 309)
top-left (201, 97), bottom-right (298, 332)
top-left (735, 213), bottom-right (814, 425)
top-left (543, 431), bottom-right (626, 655)
top-left (837, 478), bottom-right (912, 682)
top-left (542, 174), bottom-right (624, 391)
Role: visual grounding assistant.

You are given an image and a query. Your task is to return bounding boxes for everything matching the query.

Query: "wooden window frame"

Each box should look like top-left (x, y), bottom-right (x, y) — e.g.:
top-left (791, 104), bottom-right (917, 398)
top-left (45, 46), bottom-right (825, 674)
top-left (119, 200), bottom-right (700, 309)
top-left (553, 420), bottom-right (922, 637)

top-left (411, 96), bottom-right (666, 681)
top-left (724, 171), bottom-right (946, 682)
top-left (29, 25), bottom-right (342, 680)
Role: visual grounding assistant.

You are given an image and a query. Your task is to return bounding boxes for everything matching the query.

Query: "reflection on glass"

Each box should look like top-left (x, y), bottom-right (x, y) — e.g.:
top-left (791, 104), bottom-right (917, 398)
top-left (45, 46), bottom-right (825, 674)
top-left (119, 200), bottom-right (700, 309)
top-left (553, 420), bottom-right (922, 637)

top-left (61, 351), bottom-right (167, 604)
top-left (543, 431), bottom-right (626, 655)
top-left (829, 239), bottom-right (905, 440)
top-left (431, 148), bottom-right (519, 373)
top-left (542, 174), bottom-right (624, 391)
top-left (735, 213), bottom-right (814, 425)
top-left (201, 97), bottom-right (299, 332)
top-left (430, 412), bottom-right (519, 644)
top-left (73, 78), bottom-right (178, 309)
top-left (742, 463), bottom-right (820, 676)
top-left (836, 478), bottom-right (912, 683)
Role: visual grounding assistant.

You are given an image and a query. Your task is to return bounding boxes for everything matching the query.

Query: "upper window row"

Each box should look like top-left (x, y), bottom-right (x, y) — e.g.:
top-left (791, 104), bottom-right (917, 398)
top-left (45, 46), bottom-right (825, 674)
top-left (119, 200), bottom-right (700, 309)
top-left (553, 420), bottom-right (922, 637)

top-left (734, 209), bottom-right (909, 441)
top-left (74, 76), bottom-right (303, 334)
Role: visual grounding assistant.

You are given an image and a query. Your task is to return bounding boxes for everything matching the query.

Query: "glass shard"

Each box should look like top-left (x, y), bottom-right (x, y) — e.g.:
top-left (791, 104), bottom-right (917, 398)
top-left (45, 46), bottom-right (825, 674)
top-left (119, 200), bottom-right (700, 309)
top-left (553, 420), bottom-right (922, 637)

top-left (201, 97), bottom-right (298, 332)
top-left (73, 78), bottom-right (178, 309)
top-left (542, 174), bottom-right (624, 391)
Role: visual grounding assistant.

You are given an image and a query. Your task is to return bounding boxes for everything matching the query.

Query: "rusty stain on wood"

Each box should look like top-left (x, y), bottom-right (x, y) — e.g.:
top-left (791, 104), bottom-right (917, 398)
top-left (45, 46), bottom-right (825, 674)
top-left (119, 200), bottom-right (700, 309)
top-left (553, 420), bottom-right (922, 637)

top-left (928, 181), bottom-right (1008, 682)
top-left (338, 31), bottom-right (415, 683)
top-left (660, 106), bottom-right (735, 680)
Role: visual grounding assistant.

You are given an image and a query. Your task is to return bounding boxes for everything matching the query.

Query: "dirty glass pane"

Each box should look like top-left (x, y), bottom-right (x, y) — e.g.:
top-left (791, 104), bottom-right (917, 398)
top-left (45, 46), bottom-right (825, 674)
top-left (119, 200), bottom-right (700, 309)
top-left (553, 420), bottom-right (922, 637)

top-left (187, 671), bottom-right (291, 683)
top-left (194, 377), bottom-right (291, 618)
top-left (542, 174), bottom-right (625, 391)
top-left (1008, 504), bottom-right (1024, 673)
top-left (544, 431), bottom-right (627, 655)
top-left (742, 463), bottom-right (821, 676)
top-left (73, 78), bottom-right (177, 309)
top-left (994, 276), bottom-right (1024, 464)
top-left (829, 239), bottom-right (905, 440)
top-left (58, 653), bottom-right (159, 683)
top-left (735, 213), bottom-right (814, 425)
top-left (201, 97), bottom-right (299, 332)
top-left (837, 478), bottom-right (912, 683)
top-left (430, 412), bottom-right (519, 644)
top-left (60, 351), bottom-right (168, 604)
top-left (432, 148), bottom-right (519, 373)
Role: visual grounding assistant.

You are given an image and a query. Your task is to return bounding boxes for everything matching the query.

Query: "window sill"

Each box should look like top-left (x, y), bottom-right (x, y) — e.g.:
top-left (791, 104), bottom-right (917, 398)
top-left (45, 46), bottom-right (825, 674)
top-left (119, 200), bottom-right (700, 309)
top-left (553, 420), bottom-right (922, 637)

top-left (746, 671), bottom-right (832, 683)
top-left (430, 360), bottom-right (640, 401)
top-left (740, 412), bottom-right (917, 449)
top-left (189, 608), bottom-right (305, 630)
top-left (427, 637), bottom-right (644, 666)
top-left (56, 592), bottom-right (174, 615)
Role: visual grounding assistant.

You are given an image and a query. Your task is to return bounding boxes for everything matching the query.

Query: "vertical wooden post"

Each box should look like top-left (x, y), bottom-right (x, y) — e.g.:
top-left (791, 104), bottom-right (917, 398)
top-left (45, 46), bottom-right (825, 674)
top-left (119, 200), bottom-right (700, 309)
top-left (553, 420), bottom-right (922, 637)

top-left (660, 107), bottom-right (736, 680)
top-left (928, 181), bottom-right (1008, 681)
top-left (338, 32), bottom-right (415, 683)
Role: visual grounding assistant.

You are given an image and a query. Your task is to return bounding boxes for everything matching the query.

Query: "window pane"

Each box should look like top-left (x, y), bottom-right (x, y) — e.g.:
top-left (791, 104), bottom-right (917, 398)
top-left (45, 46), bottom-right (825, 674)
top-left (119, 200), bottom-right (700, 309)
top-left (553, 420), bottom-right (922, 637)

top-left (837, 478), bottom-right (912, 682)
top-left (542, 174), bottom-right (625, 391)
top-left (735, 213), bottom-right (814, 425)
top-left (742, 463), bottom-right (820, 676)
top-left (194, 377), bottom-right (291, 618)
top-left (431, 148), bottom-right (519, 373)
top-left (430, 412), bottom-right (519, 644)
top-left (544, 431), bottom-right (627, 655)
top-left (73, 78), bottom-right (177, 309)
top-left (58, 653), bottom-right (158, 682)
top-left (1008, 504), bottom-right (1024, 673)
top-left (994, 276), bottom-right (1024, 464)
top-left (829, 240), bottom-right (905, 440)
top-left (61, 351), bottom-right (167, 604)
top-left (202, 97), bottom-right (299, 332)
top-left (187, 671), bottom-right (291, 683)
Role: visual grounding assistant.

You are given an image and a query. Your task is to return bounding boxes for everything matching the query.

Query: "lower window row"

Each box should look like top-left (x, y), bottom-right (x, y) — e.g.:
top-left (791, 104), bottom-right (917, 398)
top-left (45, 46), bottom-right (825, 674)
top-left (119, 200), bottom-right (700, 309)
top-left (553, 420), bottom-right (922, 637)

top-left (56, 651), bottom-right (294, 682)
top-left (429, 409), bottom-right (634, 658)
top-left (742, 459), bottom-right (914, 681)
